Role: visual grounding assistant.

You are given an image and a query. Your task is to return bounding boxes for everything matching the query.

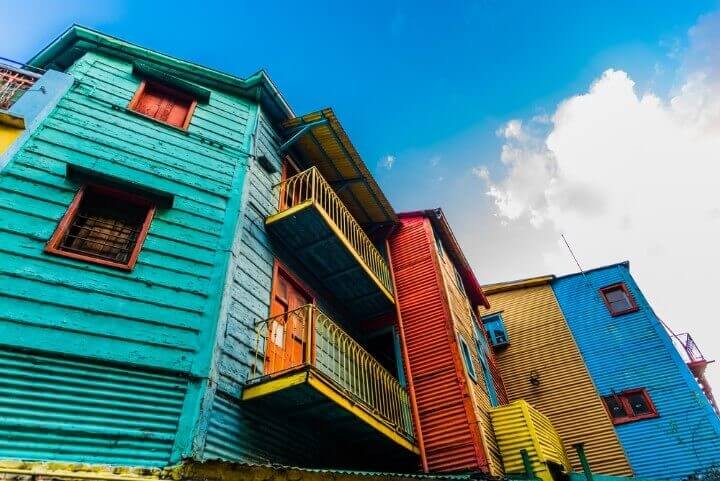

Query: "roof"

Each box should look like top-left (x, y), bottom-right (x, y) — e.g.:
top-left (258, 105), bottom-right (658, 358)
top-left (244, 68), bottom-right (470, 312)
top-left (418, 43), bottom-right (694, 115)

top-left (554, 260), bottom-right (630, 281)
top-left (283, 108), bottom-right (397, 226)
top-left (26, 25), bottom-right (295, 123)
top-left (482, 275), bottom-right (555, 295)
top-left (399, 209), bottom-right (489, 308)
top-left (483, 260), bottom-right (632, 293)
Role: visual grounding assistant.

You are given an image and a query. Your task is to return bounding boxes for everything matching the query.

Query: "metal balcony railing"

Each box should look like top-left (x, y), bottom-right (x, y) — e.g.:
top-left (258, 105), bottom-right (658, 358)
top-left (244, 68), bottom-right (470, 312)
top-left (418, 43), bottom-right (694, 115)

top-left (275, 166), bottom-right (393, 296)
top-left (249, 304), bottom-right (414, 439)
top-left (0, 59), bottom-right (41, 110)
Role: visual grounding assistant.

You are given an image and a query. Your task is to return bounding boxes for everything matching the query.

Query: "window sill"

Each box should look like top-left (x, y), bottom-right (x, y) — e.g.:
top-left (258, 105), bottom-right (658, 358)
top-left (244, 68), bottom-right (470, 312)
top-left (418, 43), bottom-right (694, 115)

top-left (119, 106), bottom-right (191, 134)
top-left (609, 306), bottom-right (640, 317)
top-left (45, 246), bottom-right (134, 272)
top-left (611, 412), bottom-right (659, 425)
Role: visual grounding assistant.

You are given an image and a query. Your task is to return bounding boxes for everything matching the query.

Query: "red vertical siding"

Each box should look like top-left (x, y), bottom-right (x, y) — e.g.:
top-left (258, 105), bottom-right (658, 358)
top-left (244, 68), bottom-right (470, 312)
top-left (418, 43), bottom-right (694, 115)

top-left (389, 216), bottom-right (488, 473)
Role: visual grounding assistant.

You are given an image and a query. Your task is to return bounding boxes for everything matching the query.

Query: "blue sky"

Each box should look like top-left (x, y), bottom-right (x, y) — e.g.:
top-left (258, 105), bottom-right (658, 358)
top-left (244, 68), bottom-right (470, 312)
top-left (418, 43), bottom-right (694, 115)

top-left (3, 1), bottom-right (715, 201)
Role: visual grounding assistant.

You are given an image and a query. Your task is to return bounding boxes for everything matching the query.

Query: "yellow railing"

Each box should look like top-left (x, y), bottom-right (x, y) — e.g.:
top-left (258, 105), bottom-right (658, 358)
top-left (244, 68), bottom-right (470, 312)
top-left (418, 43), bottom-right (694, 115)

top-left (275, 167), bottom-right (393, 296)
top-left (249, 304), bottom-right (414, 439)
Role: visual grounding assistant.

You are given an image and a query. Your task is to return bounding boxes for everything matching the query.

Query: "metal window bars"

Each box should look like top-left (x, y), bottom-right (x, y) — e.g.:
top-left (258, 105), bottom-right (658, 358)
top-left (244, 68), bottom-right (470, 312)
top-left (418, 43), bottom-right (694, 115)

top-left (274, 166), bottom-right (394, 296)
top-left (0, 58), bottom-right (41, 110)
top-left (250, 304), bottom-right (414, 440)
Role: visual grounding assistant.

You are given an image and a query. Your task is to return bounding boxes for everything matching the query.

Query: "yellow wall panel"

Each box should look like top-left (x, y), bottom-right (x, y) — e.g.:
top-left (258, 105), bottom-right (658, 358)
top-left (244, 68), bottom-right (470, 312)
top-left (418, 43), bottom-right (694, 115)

top-left (481, 283), bottom-right (632, 476)
top-left (0, 125), bottom-right (22, 154)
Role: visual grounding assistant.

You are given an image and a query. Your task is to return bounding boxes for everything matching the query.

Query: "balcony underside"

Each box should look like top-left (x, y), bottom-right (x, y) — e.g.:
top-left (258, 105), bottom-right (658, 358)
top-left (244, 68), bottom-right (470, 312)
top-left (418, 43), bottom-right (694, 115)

top-left (243, 366), bottom-right (419, 455)
top-left (266, 201), bottom-right (394, 318)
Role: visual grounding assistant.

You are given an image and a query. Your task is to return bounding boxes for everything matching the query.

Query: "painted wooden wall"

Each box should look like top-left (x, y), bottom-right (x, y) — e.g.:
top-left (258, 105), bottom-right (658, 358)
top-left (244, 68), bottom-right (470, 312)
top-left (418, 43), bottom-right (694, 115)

top-left (199, 111), bottom-right (342, 466)
top-left (481, 283), bottom-right (632, 476)
top-left (388, 215), bottom-right (489, 473)
top-left (436, 240), bottom-right (503, 474)
top-left (553, 264), bottom-right (720, 480)
top-left (0, 50), bottom-right (257, 466)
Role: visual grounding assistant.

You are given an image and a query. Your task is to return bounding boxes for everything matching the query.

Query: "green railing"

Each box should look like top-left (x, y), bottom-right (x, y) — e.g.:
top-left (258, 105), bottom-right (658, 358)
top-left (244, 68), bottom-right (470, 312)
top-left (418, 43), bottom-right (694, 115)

top-left (274, 166), bottom-right (394, 296)
top-left (249, 304), bottom-right (414, 439)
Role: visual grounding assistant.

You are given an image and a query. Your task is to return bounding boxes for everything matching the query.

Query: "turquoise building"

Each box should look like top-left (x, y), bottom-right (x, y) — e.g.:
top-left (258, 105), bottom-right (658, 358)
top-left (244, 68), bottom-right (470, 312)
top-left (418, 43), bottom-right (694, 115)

top-left (552, 262), bottom-right (720, 480)
top-left (0, 26), bottom-right (418, 471)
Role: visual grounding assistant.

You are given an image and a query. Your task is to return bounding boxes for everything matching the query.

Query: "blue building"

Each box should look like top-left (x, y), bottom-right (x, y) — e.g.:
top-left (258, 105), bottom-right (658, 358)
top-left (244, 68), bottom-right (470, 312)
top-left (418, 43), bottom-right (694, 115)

top-left (552, 262), bottom-right (720, 480)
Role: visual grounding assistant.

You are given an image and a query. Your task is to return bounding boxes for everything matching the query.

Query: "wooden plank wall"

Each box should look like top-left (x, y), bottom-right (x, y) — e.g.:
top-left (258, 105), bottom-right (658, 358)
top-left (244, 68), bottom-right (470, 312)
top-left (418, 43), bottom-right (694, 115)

top-left (0, 50), bottom-right (256, 465)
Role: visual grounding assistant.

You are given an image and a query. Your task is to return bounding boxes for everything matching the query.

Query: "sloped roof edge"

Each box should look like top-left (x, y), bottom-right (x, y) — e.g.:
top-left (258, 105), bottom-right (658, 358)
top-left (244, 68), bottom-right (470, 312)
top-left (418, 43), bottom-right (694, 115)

top-left (27, 25), bottom-right (295, 123)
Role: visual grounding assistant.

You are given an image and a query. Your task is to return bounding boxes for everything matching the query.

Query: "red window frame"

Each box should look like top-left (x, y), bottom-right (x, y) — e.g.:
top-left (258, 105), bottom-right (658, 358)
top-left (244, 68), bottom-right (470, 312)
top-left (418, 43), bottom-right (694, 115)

top-left (599, 282), bottom-right (639, 316)
top-left (45, 184), bottom-right (156, 271)
top-left (603, 388), bottom-right (658, 425)
top-left (128, 80), bottom-right (197, 130)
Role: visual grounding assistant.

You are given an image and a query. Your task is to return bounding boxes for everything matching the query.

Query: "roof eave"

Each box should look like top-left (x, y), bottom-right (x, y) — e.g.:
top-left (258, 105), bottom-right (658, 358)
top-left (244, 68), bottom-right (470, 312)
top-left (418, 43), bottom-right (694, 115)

top-left (27, 25), bottom-right (295, 123)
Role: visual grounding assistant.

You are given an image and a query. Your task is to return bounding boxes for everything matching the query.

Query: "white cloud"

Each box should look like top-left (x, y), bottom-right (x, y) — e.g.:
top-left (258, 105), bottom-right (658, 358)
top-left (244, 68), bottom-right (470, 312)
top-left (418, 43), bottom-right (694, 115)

top-left (477, 12), bottom-right (720, 391)
top-left (381, 154), bottom-right (396, 170)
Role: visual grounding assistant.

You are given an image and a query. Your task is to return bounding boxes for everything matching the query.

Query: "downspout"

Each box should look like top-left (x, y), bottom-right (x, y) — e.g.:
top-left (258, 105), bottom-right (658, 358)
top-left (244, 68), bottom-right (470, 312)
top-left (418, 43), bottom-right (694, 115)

top-left (573, 444), bottom-right (593, 481)
top-left (385, 238), bottom-right (429, 473)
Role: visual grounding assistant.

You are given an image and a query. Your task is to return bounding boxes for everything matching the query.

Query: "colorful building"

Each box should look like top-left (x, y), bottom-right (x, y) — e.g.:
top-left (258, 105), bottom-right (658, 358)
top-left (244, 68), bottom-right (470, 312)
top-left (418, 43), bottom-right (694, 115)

top-left (480, 277), bottom-right (633, 476)
top-left (552, 262), bottom-right (720, 480)
top-left (0, 25), bottom-right (418, 473)
top-left (1, 24), bottom-right (717, 481)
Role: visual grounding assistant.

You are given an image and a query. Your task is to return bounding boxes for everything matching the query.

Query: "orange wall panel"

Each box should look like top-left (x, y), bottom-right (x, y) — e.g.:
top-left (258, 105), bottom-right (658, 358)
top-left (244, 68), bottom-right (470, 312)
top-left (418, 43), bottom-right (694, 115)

top-left (389, 216), bottom-right (488, 473)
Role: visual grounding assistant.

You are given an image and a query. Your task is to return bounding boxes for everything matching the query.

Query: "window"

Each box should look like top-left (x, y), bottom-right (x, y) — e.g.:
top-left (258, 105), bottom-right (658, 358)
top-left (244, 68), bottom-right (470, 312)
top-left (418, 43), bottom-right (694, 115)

top-left (459, 336), bottom-right (478, 382)
top-left (600, 283), bottom-right (639, 316)
top-left (602, 388), bottom-right (658, 425)
top-left (482, 313), bottom-right (509, 347)
top-left (45, 185), bottom-right (155, 271)
top-left (128, 80), bottom-right (197, 129)
top-left (473, 321), bottom-right (499, 407)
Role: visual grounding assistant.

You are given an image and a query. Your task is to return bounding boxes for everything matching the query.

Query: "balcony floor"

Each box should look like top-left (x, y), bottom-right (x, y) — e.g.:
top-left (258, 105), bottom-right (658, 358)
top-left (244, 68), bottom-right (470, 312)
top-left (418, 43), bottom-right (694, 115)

top-left (266, 201), bottom-right (394, 318)
top-left (243, 365), bottom-right (418, 455)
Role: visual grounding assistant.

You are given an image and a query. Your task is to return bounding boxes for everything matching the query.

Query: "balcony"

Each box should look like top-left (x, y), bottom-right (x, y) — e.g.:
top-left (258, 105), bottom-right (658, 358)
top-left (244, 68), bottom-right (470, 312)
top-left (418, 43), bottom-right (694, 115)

top-left (243, 304), bottom-right (417, 454)
top-left (266, 167), bottom-right (395, 318)
top-left (0, 59), bottom-right (40, 111)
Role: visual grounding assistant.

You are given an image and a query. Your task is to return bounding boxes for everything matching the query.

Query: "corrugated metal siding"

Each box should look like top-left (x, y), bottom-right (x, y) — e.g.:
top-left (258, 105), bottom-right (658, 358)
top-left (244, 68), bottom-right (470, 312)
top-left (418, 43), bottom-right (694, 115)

top-left (0, 349), bottom-right (187, 466)
top-left (436, 247), bottom-right (503, 474)
top-left (0, 50), bottom-right (256, 464)
top-left (204, 391), bottom-right (325, 465)
top-left (490, 400), bottom-right (570, 481)
top-left (553, 264), bottom-right (720, 480)
top-left (389, 216), bottom-right (487, 473)
top-left (481, 284), bottom-right (632, 476)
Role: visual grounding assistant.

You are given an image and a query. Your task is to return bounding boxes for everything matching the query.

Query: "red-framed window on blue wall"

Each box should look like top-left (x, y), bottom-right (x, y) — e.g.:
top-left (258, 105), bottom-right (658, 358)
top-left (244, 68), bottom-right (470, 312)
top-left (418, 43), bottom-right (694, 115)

top-left (45, 184), bottom-right (156, 271)
top-left (603, 388), bottom-right (658, 425)
top-left (599, 282), bottom-right (639, 316)
top-left (128, 80), bottom-right (197, 130)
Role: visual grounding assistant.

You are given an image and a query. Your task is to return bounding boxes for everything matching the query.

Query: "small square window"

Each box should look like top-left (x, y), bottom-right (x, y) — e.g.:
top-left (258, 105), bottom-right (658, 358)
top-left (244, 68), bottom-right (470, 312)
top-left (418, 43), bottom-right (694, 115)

top-left (602, 388), bottom-right (658, 425)
top-left (600, 283), bottom-right (639, 316)
top-left (482, 313), bottom-right (510, 347)
top-left (45, 185), bottom-right (155, 271)
top-left (129, 80), bottom-right (197, 129)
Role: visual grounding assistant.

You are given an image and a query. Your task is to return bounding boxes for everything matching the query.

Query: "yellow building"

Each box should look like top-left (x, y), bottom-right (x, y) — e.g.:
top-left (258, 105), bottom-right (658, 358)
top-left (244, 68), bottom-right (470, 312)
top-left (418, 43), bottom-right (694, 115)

top-left (480, 277), bottom-right (632, 477)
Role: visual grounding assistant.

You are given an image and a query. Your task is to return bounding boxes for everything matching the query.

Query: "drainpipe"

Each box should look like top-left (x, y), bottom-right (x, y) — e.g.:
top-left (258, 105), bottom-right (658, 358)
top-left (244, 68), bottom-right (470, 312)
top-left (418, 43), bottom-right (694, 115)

top-left (386, 239), bottom-right (429, 473)
top-left (573, 443), bottom-right (593, 481)
top-left (520, 449), bottom-right (534, 480)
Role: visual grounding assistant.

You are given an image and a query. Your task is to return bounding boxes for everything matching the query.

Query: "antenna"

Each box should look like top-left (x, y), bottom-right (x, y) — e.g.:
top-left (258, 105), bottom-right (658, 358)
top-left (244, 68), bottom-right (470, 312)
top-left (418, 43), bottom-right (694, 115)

top-left (561, 233), bottom-right (592, 288)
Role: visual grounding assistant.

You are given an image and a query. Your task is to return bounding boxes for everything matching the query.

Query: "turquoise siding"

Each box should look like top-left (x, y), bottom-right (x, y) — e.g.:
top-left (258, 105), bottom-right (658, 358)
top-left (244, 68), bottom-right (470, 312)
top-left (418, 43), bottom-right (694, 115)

top-left (553, 264), bottom-right (720, 480)
top-left (201, 112), bottom-right (356, 464)
top-left (0, 349), bottom-right (186, 466)
top-left (0, 50), bottom-right (256, 465)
